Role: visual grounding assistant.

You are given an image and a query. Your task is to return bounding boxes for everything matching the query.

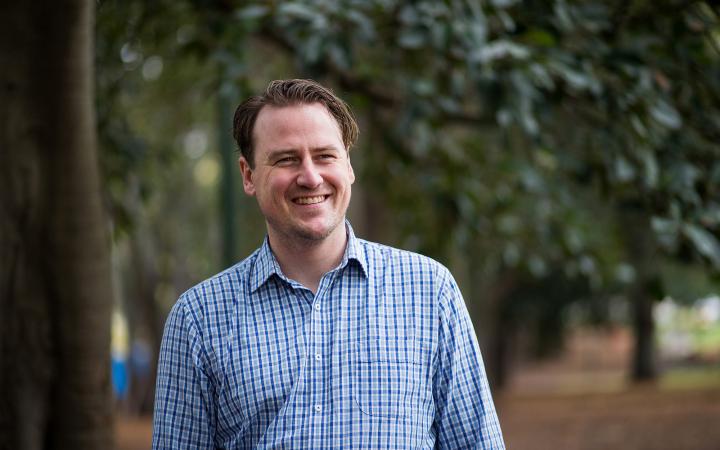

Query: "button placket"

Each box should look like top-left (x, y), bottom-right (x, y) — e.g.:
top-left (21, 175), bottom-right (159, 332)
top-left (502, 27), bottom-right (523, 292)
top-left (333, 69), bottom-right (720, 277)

top-left (311, 270), bottom-right (338, 415)
top-left (311, 280), bottom-right (325, 414)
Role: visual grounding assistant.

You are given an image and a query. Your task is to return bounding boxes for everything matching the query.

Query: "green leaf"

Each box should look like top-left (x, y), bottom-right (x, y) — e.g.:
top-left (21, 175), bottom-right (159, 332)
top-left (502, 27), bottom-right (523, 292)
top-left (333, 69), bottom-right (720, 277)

top-left (300, 34), bottom-right (324, 63)
top-left (651, 216), bottom-right (679, 235)
top-left (520, 166), bottom-right (544, 192)
top-left (498, 10), bottom-right (516, 32)
top-left (579, 255), bottom-right (596, 276)
top-left (528, 63), bottom-right (555, 89)
top-left (398, 29), bottom-right (426, 49)
top-left (523, 28), bottom-right (556, 47)
top-left (503, 243), bottom-right (521, 266)
top-left (651, 216), bottom-right (680, 250)
top-left (564, 228), bottom-right (584, 254)
top-left (278, 3), bottom-right (317, 21)
top-left (700, 204), bottom-right (720, 227)
top-left (534, 149), bottom-right (557, 171)
top-left (641, 150), bottom-right (659, 188)
top-left (549, 61), bottom-right (599, 93)
top-left (398, 5), bottom-right (419, 25)
top-left (345, 9), bottom-right (375, 41)
top-left (470, 40), bottom-right (529, 63)
top-left (614, 155), bottom-right (635, 183)
top-left (630, 115), bottom-right (648, 138)
top-left (328, 43), bottom-right (350, 70)
top-left (491, 0), bottom-right (520, 9)
top-left (682, 223), bottom-right (720, 268)
top-left (614, 263), bottom-right (636, 284)
top-left (236, 5), bottom-right (269, 20)
top-left (528, 255), bottom-right (548, 277)
top-left (710, 162), bottom-right (720, 185)
top-left (650, 99), bottom-right (682, 129)
top-left (498, 214), bottom-right (521, 234)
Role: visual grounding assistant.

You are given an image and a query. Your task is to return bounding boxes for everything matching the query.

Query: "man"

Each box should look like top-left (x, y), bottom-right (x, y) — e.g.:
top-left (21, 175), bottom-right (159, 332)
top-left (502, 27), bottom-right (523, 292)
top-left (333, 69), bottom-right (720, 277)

top-left (153, 79), bottom-right (505, 449)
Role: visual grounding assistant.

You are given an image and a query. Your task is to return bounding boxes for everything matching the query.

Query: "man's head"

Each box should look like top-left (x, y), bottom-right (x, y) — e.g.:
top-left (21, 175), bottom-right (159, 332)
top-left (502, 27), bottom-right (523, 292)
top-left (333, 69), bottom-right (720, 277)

top-left (234, 79), bottom-right (358, 246)
top-left (233, 79), bottom-right (359, 169)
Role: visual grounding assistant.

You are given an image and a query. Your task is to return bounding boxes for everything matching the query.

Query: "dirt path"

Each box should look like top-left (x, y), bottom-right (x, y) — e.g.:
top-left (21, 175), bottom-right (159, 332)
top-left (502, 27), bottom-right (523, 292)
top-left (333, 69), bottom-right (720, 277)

top-left (115, 416), bottom-right (152, 450)
top-left (497, 387), bottom-right (720, 450)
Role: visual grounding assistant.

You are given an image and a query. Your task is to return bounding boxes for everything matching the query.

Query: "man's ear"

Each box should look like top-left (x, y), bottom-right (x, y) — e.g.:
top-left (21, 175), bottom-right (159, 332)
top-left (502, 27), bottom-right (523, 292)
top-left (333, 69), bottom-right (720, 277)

top-left (238, 156), bottom-right (256, 196)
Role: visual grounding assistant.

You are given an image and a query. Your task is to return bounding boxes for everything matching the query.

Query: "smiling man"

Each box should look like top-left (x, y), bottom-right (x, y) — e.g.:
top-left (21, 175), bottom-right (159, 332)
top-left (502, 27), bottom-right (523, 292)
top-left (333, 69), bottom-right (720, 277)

top-left (237, 100), bottom-right (355, 293)
top-left (152, 79), bottom-right (505, 449)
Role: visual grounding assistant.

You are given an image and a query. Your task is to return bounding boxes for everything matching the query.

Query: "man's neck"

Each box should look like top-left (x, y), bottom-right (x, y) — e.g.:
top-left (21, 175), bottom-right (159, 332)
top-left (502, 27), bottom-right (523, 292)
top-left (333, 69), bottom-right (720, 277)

top-left (268, 225), bottom-right (348, 294)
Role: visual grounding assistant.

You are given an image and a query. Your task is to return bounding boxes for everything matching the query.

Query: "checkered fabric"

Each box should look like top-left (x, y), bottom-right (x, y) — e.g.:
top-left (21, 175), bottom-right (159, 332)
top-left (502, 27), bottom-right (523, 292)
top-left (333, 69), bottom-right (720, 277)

top-left (153, 222), bottom-right (505, 449)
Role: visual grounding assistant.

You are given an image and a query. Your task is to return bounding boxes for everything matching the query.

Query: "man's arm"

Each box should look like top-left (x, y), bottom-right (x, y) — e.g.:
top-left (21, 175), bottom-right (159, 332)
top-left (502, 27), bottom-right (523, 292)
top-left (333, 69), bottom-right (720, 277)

top-left (152, 297), bottom-right (215, 449)
top-left (433, 272), bottom-right (505, 450)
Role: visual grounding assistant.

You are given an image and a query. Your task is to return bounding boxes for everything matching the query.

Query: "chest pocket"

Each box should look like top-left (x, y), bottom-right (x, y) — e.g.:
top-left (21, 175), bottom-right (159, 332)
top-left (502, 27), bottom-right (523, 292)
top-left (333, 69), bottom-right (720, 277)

top-left (352, 341), bottom-right (434, 419)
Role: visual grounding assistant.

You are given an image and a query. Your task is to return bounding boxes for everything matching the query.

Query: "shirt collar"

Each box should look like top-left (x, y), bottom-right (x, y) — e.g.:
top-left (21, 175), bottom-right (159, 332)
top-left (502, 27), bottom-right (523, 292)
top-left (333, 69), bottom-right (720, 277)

top-left (342, 221), bottom-right (368, 278)
top-left (250, 220), bottom-right (367, 293)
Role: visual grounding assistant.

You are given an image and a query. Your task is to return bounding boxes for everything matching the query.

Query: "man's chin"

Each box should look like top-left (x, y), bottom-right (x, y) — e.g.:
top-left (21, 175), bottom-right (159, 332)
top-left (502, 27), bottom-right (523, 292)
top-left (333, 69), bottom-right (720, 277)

top-left (294, 226), bottom-right (333, 242)
top-left (267, 216), bottom-right (344, 245)
top-left (291, 219), bottom-right (341, 242)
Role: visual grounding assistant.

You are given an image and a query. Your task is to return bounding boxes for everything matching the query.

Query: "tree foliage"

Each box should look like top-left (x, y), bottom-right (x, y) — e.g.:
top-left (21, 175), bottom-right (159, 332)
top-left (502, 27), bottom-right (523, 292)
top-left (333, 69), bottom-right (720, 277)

top-left (230, 0), bottom-right (720, 272)
top-left (96, 0), bottom-right (720, 385)
top-left (97, 0), bottom-right (718, 276)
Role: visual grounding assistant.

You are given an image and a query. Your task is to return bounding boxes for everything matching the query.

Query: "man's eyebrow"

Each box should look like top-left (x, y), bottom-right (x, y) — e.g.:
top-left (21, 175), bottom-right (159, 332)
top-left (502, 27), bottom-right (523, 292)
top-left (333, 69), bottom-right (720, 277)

top-left (265, 149), bottom-right (298, 160)
top-left (266, 146), bottom-right (342, 160)
top-left (311, 145), bottom-right (343, 153)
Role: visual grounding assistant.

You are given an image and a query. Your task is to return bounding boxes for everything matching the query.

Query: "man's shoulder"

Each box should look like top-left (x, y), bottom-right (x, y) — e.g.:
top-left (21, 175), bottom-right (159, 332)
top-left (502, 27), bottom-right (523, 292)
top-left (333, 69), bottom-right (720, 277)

top-left (355, 238), bottom-right (451, 279)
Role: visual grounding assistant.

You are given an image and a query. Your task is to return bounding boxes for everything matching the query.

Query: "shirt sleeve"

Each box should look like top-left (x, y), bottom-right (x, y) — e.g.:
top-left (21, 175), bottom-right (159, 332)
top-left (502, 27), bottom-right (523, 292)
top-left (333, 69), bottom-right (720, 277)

top-left (433, 271), bottom-right (505, 450)
top-left (152, 296), bottom-right (216, 449)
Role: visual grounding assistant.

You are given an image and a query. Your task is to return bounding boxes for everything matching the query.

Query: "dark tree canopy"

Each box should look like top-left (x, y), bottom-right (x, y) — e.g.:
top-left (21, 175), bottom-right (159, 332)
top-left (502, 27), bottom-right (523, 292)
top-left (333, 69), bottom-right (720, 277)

top-left (95, 0), bottom-right (720, 388)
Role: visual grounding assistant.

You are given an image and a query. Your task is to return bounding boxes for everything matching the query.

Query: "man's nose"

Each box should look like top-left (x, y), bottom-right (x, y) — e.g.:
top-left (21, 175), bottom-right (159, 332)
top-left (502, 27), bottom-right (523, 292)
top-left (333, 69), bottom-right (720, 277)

top-left (296, 159), bottom-right (322, 188)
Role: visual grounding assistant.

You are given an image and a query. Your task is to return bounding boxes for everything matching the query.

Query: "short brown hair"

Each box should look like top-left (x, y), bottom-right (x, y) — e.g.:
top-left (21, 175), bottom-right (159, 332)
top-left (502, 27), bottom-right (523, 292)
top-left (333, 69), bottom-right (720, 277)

top-left (232, 79), bottom-right (359, 168)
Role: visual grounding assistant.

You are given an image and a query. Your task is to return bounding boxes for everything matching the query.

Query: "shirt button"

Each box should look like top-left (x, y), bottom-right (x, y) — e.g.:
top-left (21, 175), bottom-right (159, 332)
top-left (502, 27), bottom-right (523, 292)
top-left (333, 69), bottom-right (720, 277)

top-left (315, 353), bottom-right (322, 361)
top-left (314, 404), bottom-right (322, 413)
top-left (314, 303), bottom-right (321, 311)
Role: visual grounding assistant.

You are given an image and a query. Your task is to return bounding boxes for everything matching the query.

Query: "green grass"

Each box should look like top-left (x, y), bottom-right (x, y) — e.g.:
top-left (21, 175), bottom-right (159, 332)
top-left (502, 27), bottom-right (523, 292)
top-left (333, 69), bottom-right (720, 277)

top-left (692, 325), bottom-right (720, 353)
top-left (660, 366), bottom-right (720, 390)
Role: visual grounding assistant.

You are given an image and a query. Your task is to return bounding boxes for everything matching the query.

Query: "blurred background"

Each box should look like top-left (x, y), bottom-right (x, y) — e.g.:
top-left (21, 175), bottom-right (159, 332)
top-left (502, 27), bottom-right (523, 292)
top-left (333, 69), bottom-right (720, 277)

top-left (2, 0), bottom-right (719, 449)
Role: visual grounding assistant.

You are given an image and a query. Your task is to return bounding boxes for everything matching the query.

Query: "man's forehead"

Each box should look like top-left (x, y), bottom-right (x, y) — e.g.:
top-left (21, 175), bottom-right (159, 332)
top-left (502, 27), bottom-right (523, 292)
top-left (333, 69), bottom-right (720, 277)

top-left (253, 103), bottom-right (343, 144)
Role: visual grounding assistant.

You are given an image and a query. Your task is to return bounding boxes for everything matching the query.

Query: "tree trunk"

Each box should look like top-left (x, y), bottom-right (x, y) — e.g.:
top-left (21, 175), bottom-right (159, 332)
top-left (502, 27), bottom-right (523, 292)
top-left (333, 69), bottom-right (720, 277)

top-left (632, 289), bottom-right (657, 380)
top-left (621, 209), bottom-right (659, 382)
top-left (218, 86), bottom-right (238, 268)
top-left (126, 234), bottom-right (162, 414)
top-left (0, 1), bottom-right (114, 448)
top-left (483, 270), bottom-right (518, 390)
top-left (465, 243), bottom-right (517, 390)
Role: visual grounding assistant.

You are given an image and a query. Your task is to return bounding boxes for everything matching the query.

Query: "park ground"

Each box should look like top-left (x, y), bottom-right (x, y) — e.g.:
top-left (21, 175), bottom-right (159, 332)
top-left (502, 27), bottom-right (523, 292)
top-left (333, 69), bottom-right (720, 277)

top-left (116, 328), bottom-right (720, 449)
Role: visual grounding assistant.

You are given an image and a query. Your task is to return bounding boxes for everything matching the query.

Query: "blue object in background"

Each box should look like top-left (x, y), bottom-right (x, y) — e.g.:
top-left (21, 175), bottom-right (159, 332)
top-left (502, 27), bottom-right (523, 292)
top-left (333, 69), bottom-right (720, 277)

top-left (112, 356), bottom-right (129, 399)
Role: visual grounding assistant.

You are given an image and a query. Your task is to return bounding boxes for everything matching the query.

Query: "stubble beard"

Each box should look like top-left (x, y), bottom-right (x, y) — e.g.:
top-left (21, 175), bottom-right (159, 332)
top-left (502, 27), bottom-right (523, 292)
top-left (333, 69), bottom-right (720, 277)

top-left (269, 213), bottom-right (344, 247)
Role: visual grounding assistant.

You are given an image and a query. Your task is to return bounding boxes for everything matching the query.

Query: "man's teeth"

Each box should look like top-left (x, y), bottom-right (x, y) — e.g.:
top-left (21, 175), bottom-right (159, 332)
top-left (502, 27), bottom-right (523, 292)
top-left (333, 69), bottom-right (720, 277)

top-left (295, 195), bottom-right (325, 205)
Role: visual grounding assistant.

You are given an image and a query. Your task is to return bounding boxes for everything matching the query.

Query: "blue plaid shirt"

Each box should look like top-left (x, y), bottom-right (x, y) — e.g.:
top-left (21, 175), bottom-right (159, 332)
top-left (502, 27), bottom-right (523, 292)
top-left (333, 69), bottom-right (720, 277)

top-left (153, 223), bottom-right (505, 449)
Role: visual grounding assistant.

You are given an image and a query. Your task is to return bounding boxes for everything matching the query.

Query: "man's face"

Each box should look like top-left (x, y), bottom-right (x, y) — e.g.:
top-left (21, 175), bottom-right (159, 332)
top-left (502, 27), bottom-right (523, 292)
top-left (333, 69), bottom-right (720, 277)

top-left (239, 103), bottom-right (355, 246)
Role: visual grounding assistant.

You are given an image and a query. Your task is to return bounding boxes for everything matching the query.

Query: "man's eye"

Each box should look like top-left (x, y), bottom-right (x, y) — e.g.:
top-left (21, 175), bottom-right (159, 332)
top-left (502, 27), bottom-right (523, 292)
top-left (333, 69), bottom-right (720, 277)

top-left (275, 157), bottom-right (296, 165)
top-left (318, 154), bottom-right (336, 160)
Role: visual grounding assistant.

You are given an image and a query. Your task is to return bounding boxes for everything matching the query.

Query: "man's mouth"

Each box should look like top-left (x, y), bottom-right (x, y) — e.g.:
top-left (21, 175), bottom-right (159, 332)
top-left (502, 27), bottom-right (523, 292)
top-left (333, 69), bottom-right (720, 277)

top-left (293, 195), bottom-right (327, 205)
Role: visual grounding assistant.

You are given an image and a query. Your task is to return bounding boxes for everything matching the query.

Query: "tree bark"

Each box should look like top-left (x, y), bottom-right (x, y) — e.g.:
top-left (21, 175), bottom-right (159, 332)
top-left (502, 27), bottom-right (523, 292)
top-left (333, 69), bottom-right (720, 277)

top-left (483, 270), bottom-right (518, 390)
top-left (621, 209), bottom-right (659, 382)
top-left (632, 288), bottom-right (657, 380)
top-left (0, 1), bottom-right (114, 448)
top-left (465, 242), bottom-right (517, 390)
